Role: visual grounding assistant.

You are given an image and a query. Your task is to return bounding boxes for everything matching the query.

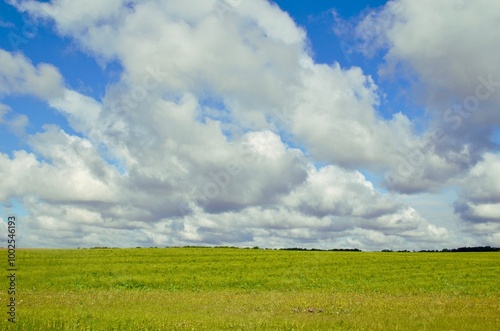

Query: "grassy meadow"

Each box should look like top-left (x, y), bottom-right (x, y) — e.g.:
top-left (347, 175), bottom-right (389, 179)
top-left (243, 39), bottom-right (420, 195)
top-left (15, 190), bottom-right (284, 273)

top-left (2, 248), bottom-right (499, 330)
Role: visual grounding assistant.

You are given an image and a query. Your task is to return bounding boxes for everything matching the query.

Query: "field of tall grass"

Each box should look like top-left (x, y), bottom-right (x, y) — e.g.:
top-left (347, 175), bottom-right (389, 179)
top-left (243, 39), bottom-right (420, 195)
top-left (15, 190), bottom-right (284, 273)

top-left (2, 248), bottom-right (498, 330)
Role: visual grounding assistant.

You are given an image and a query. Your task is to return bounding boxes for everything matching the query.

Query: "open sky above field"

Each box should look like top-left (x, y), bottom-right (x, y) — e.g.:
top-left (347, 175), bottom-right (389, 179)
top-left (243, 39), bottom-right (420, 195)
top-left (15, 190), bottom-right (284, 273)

top-left (0, 0), bottom-right (499, 250)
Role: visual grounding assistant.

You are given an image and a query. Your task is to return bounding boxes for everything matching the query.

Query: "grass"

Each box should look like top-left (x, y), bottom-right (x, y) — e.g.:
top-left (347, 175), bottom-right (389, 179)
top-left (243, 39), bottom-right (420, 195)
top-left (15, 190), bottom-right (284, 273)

top-left (1, 248), bottom-right (499, 330)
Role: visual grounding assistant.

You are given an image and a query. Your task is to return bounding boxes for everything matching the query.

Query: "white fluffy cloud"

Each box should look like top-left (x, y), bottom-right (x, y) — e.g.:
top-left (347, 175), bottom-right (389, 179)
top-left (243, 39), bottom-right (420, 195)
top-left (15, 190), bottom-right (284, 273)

top-left (454, 153), bottom-right (500, 245)
top-left (289, 62), bottom-right (417, 169)
top-left (0, 0), bottom-right (495, 249)
top-left (345, 0), bottom-right (500, 195)
top-left (0, 103), bottom-right (28, 136)
top-left (0, 49), bottom-right (64, 99)
top-left (48, 89), bottom-right (102, 134)
top-left (0, 128), bottom-right (118, 203)
top-left (16, 0), bottom-right (418, 165)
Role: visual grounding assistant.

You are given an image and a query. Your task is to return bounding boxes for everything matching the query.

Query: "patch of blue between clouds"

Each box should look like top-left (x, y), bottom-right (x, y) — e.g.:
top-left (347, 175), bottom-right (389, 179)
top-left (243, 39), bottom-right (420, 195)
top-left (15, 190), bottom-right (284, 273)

top-left (198, 97), bottom-right (230, 123)
top-left (0, 96), bottom-right (79, 157)
top-left (492, 129), bottom-right (500, 147)
top-left (97, 143), bottom-right (128, 176)
top-left (1, 198), bottom-right (28, 220)
top-left (1, 0), bottom-right (124, 101)
top-left (197, 96), bottom-right (235, 142)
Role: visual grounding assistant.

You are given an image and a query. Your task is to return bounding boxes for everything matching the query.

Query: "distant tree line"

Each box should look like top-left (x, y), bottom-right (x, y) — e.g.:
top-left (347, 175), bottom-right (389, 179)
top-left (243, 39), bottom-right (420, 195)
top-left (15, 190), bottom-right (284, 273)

top-left (381, 246), bottom-right (500, 252)
top-left (83, 245), bottom-right (498, 252)
top-left (279, 247), bottom-right (362, 252)
top-left (421, 246), bottom-right (500, 252)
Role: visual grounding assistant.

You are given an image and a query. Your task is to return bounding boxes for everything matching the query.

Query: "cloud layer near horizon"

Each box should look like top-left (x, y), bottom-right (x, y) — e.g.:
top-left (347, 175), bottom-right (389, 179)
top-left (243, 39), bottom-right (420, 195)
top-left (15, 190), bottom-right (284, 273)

top-left (0, 0), bottom-right (498, 249)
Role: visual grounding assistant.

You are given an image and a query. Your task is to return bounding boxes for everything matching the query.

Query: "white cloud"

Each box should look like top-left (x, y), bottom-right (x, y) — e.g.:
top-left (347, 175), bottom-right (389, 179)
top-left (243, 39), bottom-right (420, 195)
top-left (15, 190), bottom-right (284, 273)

top-left (12, 0), bottom-right (125, 36)
top-left (48, 89), bottom-right (101, 135)
top-left (0, 103), bottom-right (27, 136)
top-left (0, 103), bottom-right (9, 122)
top-left (0, 49), bottom-right (64, 99)
top-left (451, 153), bottom-right (500, 246)
top-left (455, 154), bottom-right (500, 218)
top-left (16, 0), bottom-right (422, 169)
top-left (0, 0), bottom-right (487, 250)
top-left (289, 63), bottom-right (416, 169)
top-left (0, 120), bottom-right (448, 249)
top-left (283, 165), bottom-right (396, 218)
top-left (346, 0), bottom-right (500, 193)
top-left (235, 0), bottom-right (306, 45)
top-left (0, 129), bottom-right (118, 203)
top-left (7, 113), bottom-right (28, 136)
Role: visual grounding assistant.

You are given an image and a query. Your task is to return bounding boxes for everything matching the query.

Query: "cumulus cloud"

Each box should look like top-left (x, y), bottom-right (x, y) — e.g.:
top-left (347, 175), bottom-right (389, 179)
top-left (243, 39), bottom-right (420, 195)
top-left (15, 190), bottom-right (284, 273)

top-left (48, 89), bottom-right (102, 135)
top-left (453, 154), bottom-right (500, 246)
top-left (0, 0), bottom-right (491, 249)
top-left (0, 49), bottom-right (64, 99)
top-left (0, 128), bottom-right (118, 203)
top-left (0, 103), bottom-right (29, 136)
top-left (340, 0), bottom-right (500, 194)
top-left (283, 165), bottom-right (397, 218)
top-left (15, 0), bottom-right (417, 161)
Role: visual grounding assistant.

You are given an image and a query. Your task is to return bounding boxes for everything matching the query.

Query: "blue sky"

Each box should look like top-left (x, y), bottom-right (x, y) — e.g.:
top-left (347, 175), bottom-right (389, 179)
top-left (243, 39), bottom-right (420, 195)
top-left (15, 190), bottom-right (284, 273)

top-left (0, 0), bottom-right (499, 250)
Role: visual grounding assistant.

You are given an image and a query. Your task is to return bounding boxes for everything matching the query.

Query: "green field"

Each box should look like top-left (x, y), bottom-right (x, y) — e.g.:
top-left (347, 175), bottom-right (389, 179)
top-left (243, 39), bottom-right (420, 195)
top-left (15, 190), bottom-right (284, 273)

top-left (2, 248), bottom-right (499, 330)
